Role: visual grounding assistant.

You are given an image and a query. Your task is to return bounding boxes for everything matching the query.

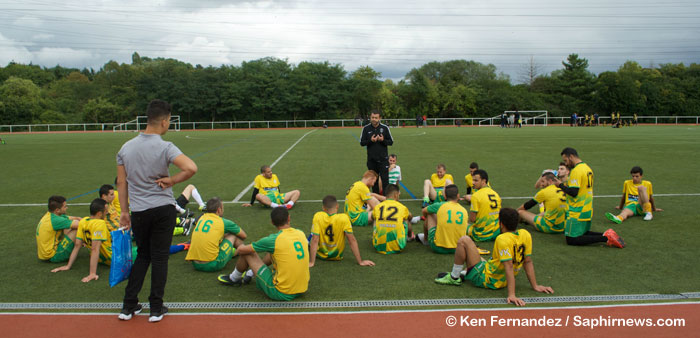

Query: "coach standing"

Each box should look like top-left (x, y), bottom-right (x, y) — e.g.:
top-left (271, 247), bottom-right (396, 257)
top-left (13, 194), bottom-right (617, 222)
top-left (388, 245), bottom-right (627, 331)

top-left (116, 100), bottom-right (197, 323)
top-left (360, 109), bottom-right (393, 194)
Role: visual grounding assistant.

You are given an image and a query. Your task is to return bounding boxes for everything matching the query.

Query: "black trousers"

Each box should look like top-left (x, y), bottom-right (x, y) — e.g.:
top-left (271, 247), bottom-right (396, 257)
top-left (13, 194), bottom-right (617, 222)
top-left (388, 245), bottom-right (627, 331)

top-left (367, 158), bottom-right (389, 194)
top-left (123, 204), bottom-right (176, 313)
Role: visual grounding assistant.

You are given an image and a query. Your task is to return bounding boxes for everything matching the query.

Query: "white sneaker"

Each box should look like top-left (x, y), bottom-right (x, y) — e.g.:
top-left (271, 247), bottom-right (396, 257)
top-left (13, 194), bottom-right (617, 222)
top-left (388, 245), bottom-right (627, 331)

top-left (643, 213), bottom-right (653, 221)
top-left (417, 233), bottom-right (429, 246)
top-left (410, 216), bottom-right (421, 224)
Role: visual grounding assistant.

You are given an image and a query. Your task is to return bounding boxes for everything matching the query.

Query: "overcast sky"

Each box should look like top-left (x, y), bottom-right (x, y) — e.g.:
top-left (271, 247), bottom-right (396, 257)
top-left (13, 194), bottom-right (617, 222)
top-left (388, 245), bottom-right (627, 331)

top-left (1, 0), bottom-right (698, 82)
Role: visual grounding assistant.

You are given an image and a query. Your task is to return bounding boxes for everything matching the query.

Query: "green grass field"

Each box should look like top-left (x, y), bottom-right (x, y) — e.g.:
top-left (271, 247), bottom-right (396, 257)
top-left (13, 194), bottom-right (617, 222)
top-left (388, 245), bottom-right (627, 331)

top-left (1, 125), bottom-right (699, 306)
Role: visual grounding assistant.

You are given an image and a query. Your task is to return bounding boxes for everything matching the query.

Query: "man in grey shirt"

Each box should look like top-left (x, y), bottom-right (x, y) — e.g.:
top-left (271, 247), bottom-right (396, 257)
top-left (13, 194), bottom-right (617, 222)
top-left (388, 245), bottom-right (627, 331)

top-left (116, 99), bottom-right (197, 323)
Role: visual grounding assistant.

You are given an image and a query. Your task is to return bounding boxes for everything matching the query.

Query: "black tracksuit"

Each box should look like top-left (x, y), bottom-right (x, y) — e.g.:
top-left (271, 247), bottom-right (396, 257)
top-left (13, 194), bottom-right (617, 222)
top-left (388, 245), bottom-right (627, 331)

top-left (360, 122), bottom-right (393, 194)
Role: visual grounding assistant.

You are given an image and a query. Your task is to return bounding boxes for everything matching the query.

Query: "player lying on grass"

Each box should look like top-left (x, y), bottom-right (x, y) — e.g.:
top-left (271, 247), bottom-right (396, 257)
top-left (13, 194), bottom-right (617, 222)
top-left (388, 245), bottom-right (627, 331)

top-left (344, 170), bottom-right (386, 227)
top-left (36, 195), bottom-right (80, 263)
top-left (242, 165), bottom-right (300, 209)
top-left (51, 199), bottom-right (113, 283)
top-left (606, 166), bottom-right (662, 224)
top-left (422, 164), bottom-right (454, 207)
top-left (186, 197), bottom-right (247, 272)
top-left (309, 195), bottom-right (374, 266)
top-left (517, 172), bottom-right (567, 234)
top-left (218, 207), bottom-right (309, 301)
top-left (434, 208), bottom-right (554, 306)
top-left (372, 184), bottom-right (420, 254)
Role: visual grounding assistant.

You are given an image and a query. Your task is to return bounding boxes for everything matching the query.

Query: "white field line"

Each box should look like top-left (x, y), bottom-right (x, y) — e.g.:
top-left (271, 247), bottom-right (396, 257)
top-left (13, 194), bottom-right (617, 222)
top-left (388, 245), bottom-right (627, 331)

top-left (231, 129), bottom-right (317, 203)
top-left (3, 193), bottom-right (700, 208)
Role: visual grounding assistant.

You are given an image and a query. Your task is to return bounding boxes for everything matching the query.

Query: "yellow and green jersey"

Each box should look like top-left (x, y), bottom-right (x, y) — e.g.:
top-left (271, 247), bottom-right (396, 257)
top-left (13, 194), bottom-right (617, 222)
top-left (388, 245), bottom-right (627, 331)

top-left (622, 179), bottom-right (653, 205)
top-left (310, 212), bottom-right (353, 260)
top-left (427, 201), bottom-right (468, 249)
top-left (373, 199), bottom-right (410, 254)
top-left (186, 213), bottom-right (241, 262)
top-left (465, 174), bottom-right (490, 193)
top-left (344, 181), bottom-right (372, 223)
top-left (252, 227), bottom-right (310, 295)
top-left (111, 190), bottom-right (122, 215)
top-left (481, 229), bottom-right (532, 289)
top-left (104, 203), bottom-right (120, 232)
top-left (431, 173), bottom-right (454, 189)
top-left (470, 187), bottom-right (502, 241)
top-left (254, 174), bottom-right (281, 194)
top-left (36, 212), bottom-right (73, 260)
top-left (566, 162), bottom-right (594, 221)
top-left (76, 217), bottom-right (113, 265)
top-left (533, 184), bottom-right (567, 229)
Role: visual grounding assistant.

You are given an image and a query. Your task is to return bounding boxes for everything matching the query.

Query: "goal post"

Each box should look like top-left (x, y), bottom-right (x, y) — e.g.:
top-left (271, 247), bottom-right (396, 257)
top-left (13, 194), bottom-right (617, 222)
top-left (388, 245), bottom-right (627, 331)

top-left (503, 110), bottom-right (548, 126)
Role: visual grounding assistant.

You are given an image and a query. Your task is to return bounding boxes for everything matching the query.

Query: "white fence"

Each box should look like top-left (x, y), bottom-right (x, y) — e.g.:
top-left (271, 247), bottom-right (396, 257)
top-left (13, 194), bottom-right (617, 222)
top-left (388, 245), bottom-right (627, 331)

top-left (1, 116), bottom-right (698, 133)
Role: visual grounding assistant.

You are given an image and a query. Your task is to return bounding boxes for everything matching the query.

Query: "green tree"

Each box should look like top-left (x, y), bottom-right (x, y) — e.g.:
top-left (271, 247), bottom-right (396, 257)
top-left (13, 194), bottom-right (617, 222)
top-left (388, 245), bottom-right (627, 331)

top-left (0, 77), bottom-right (43, 124)
top-left (82, 98), bottom-right (128, 123)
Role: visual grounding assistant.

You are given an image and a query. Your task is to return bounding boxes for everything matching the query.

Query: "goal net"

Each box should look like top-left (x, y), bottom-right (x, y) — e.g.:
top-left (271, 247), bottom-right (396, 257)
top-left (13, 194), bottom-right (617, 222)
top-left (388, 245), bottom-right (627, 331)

top-left (502, 110), bottom-right (548, 126)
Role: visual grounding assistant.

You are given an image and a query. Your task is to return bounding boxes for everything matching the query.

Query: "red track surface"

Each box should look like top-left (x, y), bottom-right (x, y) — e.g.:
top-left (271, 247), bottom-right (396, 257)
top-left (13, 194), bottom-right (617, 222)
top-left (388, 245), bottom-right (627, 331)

top-left (1, 302), bottom-right (697, 338)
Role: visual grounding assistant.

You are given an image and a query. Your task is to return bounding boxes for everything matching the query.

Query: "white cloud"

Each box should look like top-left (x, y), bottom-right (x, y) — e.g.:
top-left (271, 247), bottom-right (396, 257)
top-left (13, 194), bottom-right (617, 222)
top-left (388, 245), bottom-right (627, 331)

top-left (0, 33), bottom-right (33, 65)
top-left (33, 48), bottom-right (96, 68)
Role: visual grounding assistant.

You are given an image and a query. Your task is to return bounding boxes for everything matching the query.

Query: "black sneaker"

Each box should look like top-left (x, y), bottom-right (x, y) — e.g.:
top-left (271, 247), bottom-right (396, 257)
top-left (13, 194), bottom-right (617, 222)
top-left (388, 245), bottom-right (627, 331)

top-left (217, 274), bottom-right (244, 286)
top-left (242, 272), bottom-right (253, 285)
top-left (118, 304), bottom-right (142, 321)
top-left (148, 306), bottom-right (168, 323)
top-left (182, 218), bottom-right (193, 236)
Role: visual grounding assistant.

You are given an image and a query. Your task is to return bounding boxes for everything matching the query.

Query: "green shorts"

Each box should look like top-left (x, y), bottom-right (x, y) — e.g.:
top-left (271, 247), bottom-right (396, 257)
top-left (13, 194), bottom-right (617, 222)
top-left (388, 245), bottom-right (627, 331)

top-left (464, 261), bottom-right (490, 288)
top-left (349, 210), bottom-right (369, 227)
top-left (565, 218), bottom-right (592, 238)
top-left (428, 226), bottom-right (455, 254)
top-left (624, 202), bottom-right (643, 216)
top-left (533, 215), bottom-right (564, 234)
top-left (192, 239), bottom-right (235, 272)
top-left (265, 191), bottom-right (286, 205)
top-left (255, 265), bottom-right (301, 301)
top-left (49, 236), bottom-right (74, 263)
top-left (434, 188), bottom-right (446, 203)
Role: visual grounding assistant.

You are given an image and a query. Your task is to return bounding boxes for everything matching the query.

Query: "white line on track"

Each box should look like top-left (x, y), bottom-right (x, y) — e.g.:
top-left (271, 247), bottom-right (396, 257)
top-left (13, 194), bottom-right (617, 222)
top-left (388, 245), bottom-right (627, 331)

top-left (231, 129), bottom-right (317, 203)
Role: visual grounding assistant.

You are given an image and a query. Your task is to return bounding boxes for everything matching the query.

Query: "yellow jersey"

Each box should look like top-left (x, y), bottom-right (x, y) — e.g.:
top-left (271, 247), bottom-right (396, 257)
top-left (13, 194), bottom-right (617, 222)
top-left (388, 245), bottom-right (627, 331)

top-left (567, 162), bottom-right (594, 221)
top-left (431, 173), bottom-right (454, 189)
top-left (533, 184), bottom-right (567, 230)
top-left (76, 217), bottom-right (113, 265)
top-left (111, 190), bottom-right (122, 215)
top-left (254, 174), bottom-right (281, 193)
top-left (481, 229), bottom-right (532, 289)
top-left (373, 199), bottom-right (410, 254)
top-left (344, 181), bottom-right (372, 222)
top-left (186, 213), bottom-right (241, 262)
top-left (310, 212), bottom-right (353, 260)
top-left (622, 180), bottom-right (653, 205)
top-left (465, 174), bottom-right (490, 193)
top-left (36, 212), bottom-right (73, 260)
top-left (469, 187), bottom-right (502, 241)
top-left (252, 227), bottom-right (310, 295)
top-left (427, 201), bottom-right (468, 249)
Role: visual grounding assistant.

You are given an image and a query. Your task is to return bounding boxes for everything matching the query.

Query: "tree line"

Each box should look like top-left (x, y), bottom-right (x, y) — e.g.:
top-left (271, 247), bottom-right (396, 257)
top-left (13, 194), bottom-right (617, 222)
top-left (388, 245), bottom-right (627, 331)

top-left (1, 53), bottom-right (699, 125)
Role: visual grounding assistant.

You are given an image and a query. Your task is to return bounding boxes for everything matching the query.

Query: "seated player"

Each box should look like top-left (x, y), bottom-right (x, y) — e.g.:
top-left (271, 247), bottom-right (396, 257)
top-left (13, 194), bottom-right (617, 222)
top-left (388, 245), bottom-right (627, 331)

top-left (186, 197), bottom-right (247, 272)
top-left (174, 184), bottom-right (207, 215)
top-left (434, 208), bottom-right (554, 306)
top-left (344, 170), bottom-right (385, 227)
top-left (218, 207), bottom-right (309, 301)
top-left (387, 154), bottom-right (401, 186)
top-left (51, 199), bottom-right (112, 283)
top-left (308, 195), bottom-right (374, 266)
top-left (517, 172), bottom-right (567, 234)
top-left (243, 165), bottom-right (300, 209)
top-left (372, 184), bottom-right (420, 254)
top-left (99, 184), bottom-right (120, 231)
top-left (36, 195), bottom-right (80, 263)
top-left (111, 177), bottom-right (122, 215)
top-left (468, 169), bottom-right (502, 242)
top-left (606, 166), bottom-right (662, 224)
top-left (419, 185), bottom-right (469, 254)
top-left (463, 162), bottom-right (489, 202)
top-left (422, 164), bottom-right (454, 207)
top-left (534, 162), bottom-right (569, 190)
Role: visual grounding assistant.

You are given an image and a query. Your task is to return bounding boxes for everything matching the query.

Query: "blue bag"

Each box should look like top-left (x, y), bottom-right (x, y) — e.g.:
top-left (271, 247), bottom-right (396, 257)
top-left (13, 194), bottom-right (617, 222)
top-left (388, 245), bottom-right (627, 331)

top-left (109, 229), bottom-right (133, 288)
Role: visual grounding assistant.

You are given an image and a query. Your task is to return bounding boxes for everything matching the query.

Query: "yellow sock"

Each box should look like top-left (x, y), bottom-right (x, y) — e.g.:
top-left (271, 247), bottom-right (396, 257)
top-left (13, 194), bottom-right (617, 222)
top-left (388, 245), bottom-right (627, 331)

top-left (643, 202), bottom-right (652, 213)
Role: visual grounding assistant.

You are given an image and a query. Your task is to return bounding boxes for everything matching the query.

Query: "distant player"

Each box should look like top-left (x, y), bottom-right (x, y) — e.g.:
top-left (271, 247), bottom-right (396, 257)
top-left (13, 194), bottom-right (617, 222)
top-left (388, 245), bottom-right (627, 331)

top-left (309, 195), bottom-right (374, 266)
top-left (186, 197), bottom-right (247, 272)
top-left (36, 195), bottom-right (80, 262)
top-left (605, 166), bottom-right (662, 224)
top-left (174, 184), bottom-right (207, 215)
top-left (434, 208), bottom-right (554, 307)
top-left (419, 184), bottom-right (472, 254)
top-left (555, 147), bottom-right (625, 248)
top-left (468, 169), bottom-right (502, 242)
top-left (218, 207), bottom-right (309, 301)
top-left (243, 165), bottom-right (300, 209)
top-left (387, 154), bottom-right (402, 185)
top-left (517, 172), bottom-right (567, 234)
top-left (372, 184), bottom-right (420, 254)
top-left (51, 199), bottom-right (112, 283)
top-left (422, 164), bottom-right (454, 207)
top-left (344, 170), bottom-right (385, 227)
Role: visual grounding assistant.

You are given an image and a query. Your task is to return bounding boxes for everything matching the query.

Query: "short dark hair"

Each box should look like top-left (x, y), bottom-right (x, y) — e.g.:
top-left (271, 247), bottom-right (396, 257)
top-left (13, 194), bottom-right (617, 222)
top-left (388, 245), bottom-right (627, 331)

top-left (561, 147), bottom-right (578, 157)
top-left (99, 184), bottom-right (114, 198)
top-left (630, 166), bottom-right (643, 175)
top-left (385, 184), bottom-right (400, 197)
top-left (260, 165), bottom-right (270, 173)
top-left (271, 207), bottom-right (289, 227)
top-left (559, 162), bottom-right (566, 167)
top-left (48, 195), bottom-right (66, 212)
top-left (370, 109), bottom-right (382, 116)
top-left (146, 99), bottom-right (171, 125)
top-left (444, 184), bottom-right (459, 200)
top-left (473, 169), bottom-right (488, 183)
top-left (469, 162), bottom-right (479, 169)
top-left (542, 172), bottom-right (556, 182)
top-left (89, 198), bottom-right (107, 216)
top-left (206, 197), bottom-right (223, 213)
top-left (389, 154), bottom-right (397, 159)
top-left (322, 195), bottom-right (338, 209)
top-left (499, 208), bottom-right (519, 232)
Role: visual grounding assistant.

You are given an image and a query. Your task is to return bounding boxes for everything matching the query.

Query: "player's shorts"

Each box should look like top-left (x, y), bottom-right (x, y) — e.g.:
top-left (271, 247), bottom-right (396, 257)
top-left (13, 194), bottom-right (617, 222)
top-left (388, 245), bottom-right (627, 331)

top-left (533, 215), bottom-right (565, 234)
top-left (49, 236), bottom-right (75, 263)
top-left (255, 265), bottom-right (301, 301)
top-left (176, 194), bottom-right (189, 209)
top-left (464, 261), bottom-right (487, 288)
top-left (565, 218), bottom-right (592, 238)
top-left (624, 202), bottom-right (643, 216)
top-left (265, 191), bottom-right (286, 205)
top-left (428, 226), bottom-right (455, 254)
top-left (349, 210), bottom-right (369, 227)
top-left (192, 239), bottom-right (235, 272)
top-left (434, 188), bottom-right (446, 203)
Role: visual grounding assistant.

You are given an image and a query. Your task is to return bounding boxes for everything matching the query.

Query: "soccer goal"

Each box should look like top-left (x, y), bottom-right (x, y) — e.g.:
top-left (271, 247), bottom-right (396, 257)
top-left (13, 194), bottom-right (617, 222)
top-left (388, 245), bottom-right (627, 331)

top-left (113, 115), bottom-right (181, 132)
top-left (502, 110), bottom-right (548, 126)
